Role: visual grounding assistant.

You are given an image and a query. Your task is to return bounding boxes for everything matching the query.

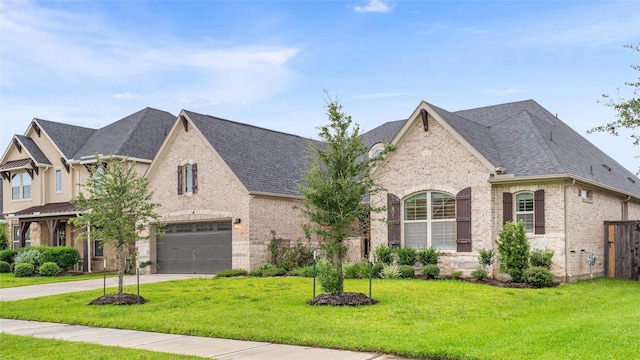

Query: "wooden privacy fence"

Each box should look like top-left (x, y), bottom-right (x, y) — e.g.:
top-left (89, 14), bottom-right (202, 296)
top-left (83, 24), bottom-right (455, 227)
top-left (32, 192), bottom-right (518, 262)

top-left (604, 221), bottom-right (640, 281)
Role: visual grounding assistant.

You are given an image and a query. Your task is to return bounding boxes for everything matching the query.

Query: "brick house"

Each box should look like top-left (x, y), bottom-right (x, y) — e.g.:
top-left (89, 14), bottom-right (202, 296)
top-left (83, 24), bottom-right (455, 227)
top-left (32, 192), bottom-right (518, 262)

top-left (368, 100), bottom-right (640, 282)
top-left (0, 108), bottom-right (175, 272)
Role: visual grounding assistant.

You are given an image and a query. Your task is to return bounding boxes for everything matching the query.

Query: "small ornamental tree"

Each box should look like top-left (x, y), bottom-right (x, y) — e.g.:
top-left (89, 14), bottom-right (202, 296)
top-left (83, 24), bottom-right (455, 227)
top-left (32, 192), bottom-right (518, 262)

top-left (0, 223), bottom-right (9, 250)
top-left (299, 93), bottom-right (395, 295)
top-left (71, 155), bottom-right (162, 296)
top-left (495, 220), bottom-right (530, 282)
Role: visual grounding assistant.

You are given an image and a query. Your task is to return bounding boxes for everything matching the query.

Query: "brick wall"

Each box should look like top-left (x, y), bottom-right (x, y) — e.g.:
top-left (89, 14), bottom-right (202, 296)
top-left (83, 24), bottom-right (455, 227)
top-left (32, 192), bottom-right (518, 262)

top-left (370, 115), bottom-right (493, 275)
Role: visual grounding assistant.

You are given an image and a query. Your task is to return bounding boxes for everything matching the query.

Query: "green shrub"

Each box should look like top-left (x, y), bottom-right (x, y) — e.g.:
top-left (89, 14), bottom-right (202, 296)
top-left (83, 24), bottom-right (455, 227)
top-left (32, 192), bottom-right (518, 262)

top-left (357, 259), bottom-right (373, 278)
top-left (523, 266), bottom-right (555, 288)
top-left (39, 262), bottom-right (59, 276)
top-left (14, 248), bottom-right (42, 267)
top-left (374, 244), bottom-right (394, 265)
top-left (398, 265), bottom-right (415, 278)
top-left (14, 263), bottom-right (35, 277)
top-left (0, 261), bottom-right (11, 273)
top-left (343, 262), bottom-right (360, 279)
top-left (0, 223), bottom-right (9, 250)
top-left (479, 248), bottom-right (495, 269)
top-left (380, 264), bottom-right (400, 279)
top-left (283, 242), bottom-right (314, 271)
top-left (471, 268), bottom-right (488, 280)
top-left (451, 270), bottom-right (462, 280)
top-left (268, 230), bottom-right (285, 267)
top-left (416, 247), bottom-right (439, 266)
top-left (495, 220), bottom-right (530, 282)
top-left (289, 265), bottom-right (315, 277)
top-left (47, 246), bottom-right (79, 271)
top-left (422, 264), bottom-right (440, 279)
top-left (395, 247), bottom-right (417, 266)
top-left (10, 262), bottom-right (16, 273)
top-left (317, 260), bottom-right (340, 294)
top-left (371, 263), bottom-right (384, 278)
top-left (530, 249), bottom-right (554, 270)
top-left (0, 249), bottom-right (17, 264)
top-left (215, 269), bottom-right (247, 277)
top-left (250, 262), bottom-right (286, 277)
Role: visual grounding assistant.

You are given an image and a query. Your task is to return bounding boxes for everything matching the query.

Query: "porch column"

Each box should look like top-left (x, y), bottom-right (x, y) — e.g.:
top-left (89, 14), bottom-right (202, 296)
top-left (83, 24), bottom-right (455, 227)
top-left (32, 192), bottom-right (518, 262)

top-left (46, 219), bottom-right (60, 246)
top-left (19, 220), bottom-right (32, 248)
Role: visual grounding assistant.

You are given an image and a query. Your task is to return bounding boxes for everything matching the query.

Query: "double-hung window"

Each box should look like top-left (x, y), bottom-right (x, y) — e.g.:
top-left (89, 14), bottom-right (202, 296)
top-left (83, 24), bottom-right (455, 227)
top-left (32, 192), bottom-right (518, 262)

top-left (404, 192), bottom-right (456, 250)
top-left (11, 172), bottom-right (31, 200)
top-left (515, 192), bottom-right (534, 232)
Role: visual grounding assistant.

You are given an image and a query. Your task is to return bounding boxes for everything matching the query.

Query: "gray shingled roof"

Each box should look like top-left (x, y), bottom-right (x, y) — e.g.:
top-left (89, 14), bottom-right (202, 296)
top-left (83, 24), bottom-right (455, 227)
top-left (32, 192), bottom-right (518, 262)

top-left (74, 108), bottom-right (175, 161)
top-left (362, 120), bottom-right (405, 149)
top-left (15, 135), bottom-right (51, 166)
top-left (34, 119), bottom-right (96, 159)
top-left (444, 99), bottom-right (640, 196)
top-left (184, 110), bottom-right (321, 197)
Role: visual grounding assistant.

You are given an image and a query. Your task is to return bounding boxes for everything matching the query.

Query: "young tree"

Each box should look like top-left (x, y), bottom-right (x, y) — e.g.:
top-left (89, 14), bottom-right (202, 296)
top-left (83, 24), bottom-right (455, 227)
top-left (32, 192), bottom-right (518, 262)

top-left (0, 223), bottom-right (9, 250)
top-left (299, 94), bottom-right (394, 295)
top-left (589, 44), bottom-right (640, 168)
top-left (71, 155), bottom-right (162, 296)
top-left (495, 220), bottom-right (530, 282)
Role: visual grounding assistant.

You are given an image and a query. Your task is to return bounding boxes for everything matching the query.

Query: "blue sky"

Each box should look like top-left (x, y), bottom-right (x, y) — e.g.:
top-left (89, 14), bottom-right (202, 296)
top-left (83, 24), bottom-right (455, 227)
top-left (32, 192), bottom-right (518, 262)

top-left (1, 0), bottom-right (639, 172)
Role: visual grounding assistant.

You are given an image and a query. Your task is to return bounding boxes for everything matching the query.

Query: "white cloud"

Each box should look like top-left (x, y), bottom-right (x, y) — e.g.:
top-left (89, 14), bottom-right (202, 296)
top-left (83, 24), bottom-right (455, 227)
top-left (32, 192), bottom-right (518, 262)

top-left (354, 0), bottom-right (393, 13)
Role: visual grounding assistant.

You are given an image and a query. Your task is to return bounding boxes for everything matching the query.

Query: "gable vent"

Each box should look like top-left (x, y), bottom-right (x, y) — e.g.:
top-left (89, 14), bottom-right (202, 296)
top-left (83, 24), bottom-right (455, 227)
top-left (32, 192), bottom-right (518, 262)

top-left (628, 177), bottom-right (636, 184)
top-left (602, 164), bottom-right (611, 172)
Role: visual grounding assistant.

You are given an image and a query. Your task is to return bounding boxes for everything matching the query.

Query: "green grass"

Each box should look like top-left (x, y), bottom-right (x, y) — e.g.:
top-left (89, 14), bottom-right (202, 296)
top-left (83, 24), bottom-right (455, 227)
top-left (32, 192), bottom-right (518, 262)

top-left (0, 333), bottom-right (207, 359)
top-left (1, 277), bottom-right (639, 359)
top-left (0, 272), bottom-right (116, 289)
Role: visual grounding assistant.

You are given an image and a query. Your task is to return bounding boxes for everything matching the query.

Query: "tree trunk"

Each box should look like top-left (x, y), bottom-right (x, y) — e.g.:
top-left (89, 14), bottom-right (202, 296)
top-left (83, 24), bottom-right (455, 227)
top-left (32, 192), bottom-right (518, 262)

top-left (117, 241), bottom-right (125, 295)
top-left (334, 239), bottom-right (344, 294)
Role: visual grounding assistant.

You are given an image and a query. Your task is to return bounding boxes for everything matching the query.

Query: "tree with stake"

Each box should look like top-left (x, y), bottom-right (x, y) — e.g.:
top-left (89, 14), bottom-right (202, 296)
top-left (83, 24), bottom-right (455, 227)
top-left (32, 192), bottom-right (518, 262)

top-left (71, 155), bottom-right (162, 302)
top-left (299, 93), bottom-right (394, 296)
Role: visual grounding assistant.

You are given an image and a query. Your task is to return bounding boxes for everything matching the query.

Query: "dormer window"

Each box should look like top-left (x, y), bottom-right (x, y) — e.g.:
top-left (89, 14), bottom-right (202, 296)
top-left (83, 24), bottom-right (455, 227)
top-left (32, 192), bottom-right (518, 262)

top-left (369, 143), bottom-right (385, 158)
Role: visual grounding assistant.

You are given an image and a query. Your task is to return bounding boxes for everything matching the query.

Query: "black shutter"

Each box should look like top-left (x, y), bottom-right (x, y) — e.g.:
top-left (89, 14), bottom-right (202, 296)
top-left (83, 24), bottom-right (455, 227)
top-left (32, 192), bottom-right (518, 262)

top-left (456, 187), bottom-right (472, 252)
top-left (192, 163), bottom-right (198, 194)
top-left (503, 192), bottom-right (513, 224)
top-left (534, 189), bottom-right (545, 234)
top-left (177, 165), bottom-right (183, 195)
top-left (387, 193), bottom-right (401, 249)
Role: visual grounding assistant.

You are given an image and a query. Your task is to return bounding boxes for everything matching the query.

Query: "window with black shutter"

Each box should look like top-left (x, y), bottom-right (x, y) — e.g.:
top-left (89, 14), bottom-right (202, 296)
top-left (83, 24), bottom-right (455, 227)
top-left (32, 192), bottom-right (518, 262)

top-left (387, 193), bottom-right (401, 249)
top-left (177, 165), bottom-right (183, 195)
top-left (456, 187), bottom-right (472, 252)
top-left (534, 189), bottom-right (545, 234)
top-left (503, 192), bottom-right (513, 224)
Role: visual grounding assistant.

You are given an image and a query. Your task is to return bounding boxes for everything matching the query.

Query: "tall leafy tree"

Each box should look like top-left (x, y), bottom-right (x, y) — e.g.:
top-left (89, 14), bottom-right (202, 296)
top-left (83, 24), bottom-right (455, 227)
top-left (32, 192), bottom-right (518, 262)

top-left (589, 44), bottom-right (640, 169)
top-left (299, 94), bottom-right (394, 294)
top-left (71, 155), bottom-right (162, 295)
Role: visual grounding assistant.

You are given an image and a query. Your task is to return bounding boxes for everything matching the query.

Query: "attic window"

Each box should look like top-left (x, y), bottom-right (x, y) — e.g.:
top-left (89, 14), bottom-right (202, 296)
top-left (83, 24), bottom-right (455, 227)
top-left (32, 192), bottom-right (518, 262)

top-left (602, 164), bottom-right (611, 172)
top-left (627, 177), bottom-right (637, 184)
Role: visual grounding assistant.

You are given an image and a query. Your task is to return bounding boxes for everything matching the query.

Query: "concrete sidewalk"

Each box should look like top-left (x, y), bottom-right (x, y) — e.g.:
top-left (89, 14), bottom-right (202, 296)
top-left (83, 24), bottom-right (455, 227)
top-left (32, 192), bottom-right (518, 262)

top-left (0, 275), bottom-right (411, 359)
top-left (0, 273), bottom-right (204, 301)
top-left (1, 319), bottom-right (401, 360)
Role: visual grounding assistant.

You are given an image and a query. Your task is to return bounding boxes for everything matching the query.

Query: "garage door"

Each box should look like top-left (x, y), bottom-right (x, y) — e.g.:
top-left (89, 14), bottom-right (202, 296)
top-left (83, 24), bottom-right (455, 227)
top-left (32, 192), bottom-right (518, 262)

top-left (157, 222), bottom-right (232, 274)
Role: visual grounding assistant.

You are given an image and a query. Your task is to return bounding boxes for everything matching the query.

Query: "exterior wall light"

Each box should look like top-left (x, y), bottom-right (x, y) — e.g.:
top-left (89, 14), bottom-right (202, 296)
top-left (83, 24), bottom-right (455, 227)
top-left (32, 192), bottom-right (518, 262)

top-left (234, 218), bottom-right (241, 229)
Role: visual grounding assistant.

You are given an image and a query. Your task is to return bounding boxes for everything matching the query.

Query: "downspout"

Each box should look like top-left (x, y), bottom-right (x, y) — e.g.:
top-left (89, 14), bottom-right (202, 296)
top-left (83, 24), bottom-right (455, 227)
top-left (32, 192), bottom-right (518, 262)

top-left (41, 167), bottom-right (48, 206)
top-left (87, 224), bottom-right (92, 273)
top-left (564, 178), bottom-right (576, 282)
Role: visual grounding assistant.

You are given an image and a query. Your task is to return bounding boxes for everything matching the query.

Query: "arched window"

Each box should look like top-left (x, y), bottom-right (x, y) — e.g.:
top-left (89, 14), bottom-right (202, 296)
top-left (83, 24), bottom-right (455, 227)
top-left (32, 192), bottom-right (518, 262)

top-left (515, 192), bottom-right (534, 232)
top-left (404, 191), bottom-right (456, 250)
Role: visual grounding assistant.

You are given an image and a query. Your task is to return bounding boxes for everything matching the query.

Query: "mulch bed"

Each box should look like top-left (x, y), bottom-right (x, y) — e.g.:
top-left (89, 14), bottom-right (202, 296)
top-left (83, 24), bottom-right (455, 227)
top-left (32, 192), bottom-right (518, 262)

top-left (307, 292), bottom-right (379, 306)
top-left (88, 293), bottom-right (149, 305)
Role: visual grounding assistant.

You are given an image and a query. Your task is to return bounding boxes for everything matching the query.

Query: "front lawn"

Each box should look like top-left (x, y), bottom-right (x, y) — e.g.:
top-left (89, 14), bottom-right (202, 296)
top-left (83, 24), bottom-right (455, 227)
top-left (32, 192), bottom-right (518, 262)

top-left (0, 272), bottom-right (115, 289)
top-left (1, 277), bottom-right (638, 359)
top-left (0, 333), bottom-right (207, 359)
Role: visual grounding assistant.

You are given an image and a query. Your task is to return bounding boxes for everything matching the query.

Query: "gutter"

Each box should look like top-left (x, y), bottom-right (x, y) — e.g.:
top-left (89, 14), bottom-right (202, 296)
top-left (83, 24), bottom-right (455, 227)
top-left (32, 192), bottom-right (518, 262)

top-left (490, 173), bottom-right (640, 201)
top-left (564, 178), bottom-right (575, 282)
top-left (248, 191), bottom-right (304, 200)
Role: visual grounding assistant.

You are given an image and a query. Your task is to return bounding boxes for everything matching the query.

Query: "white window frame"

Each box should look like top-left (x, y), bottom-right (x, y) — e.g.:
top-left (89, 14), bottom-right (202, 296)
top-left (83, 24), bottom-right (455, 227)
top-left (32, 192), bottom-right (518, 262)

top-left (515, 192), bottom-right (534, 233)
top-left (403, 191), bottom-right (456, 250)
top-left (11, 172), bottom-right (32, 200)
top-left (55, 168), bottom-right (63, 193)
top-left (184, 164), bottom-right (193, 194)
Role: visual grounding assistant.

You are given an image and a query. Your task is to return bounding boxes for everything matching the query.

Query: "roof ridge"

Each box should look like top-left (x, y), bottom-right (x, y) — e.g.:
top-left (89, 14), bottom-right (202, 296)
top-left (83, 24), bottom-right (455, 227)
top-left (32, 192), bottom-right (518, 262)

top-left (184, 110), bottom-right (318, 142)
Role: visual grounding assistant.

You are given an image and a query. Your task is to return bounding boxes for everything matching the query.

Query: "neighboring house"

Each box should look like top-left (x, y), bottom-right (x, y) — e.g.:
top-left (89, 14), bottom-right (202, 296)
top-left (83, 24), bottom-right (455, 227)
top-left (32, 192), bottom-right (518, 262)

top-left (368, 100), bottom-right (640, 282)
top-left (0, 108), bottom-right (175, 272)
top-left (142, 110), bottom-right (322, 273)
